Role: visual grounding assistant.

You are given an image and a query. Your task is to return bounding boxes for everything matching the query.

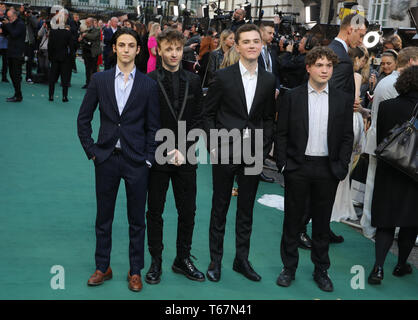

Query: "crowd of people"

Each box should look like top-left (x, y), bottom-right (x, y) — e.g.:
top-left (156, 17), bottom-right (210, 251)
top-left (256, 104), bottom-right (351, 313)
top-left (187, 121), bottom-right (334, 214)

top-left (1, 3), bottom-right (417, 294)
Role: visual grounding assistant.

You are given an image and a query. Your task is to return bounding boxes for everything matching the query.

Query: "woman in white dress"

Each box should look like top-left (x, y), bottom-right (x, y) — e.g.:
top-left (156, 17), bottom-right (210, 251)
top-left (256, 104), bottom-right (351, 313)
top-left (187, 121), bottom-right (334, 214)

top-left (331, 46), bottom-right (369, 222)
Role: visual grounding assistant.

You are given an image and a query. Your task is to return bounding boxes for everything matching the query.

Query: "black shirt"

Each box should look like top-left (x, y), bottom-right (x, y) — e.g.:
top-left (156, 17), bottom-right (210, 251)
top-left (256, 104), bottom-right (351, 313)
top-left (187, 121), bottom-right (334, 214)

top-left (163, 68), bottom-right (180, 114)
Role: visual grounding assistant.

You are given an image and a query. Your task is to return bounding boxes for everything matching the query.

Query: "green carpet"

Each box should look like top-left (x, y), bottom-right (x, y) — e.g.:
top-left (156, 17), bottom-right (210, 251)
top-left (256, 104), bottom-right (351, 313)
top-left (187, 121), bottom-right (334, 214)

top-left (0, 62), bottom-right (417, 300)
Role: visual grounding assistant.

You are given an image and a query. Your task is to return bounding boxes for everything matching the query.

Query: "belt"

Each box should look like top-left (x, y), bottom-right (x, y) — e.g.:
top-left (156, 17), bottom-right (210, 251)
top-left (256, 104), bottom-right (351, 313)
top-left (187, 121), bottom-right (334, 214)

top-left (304, 155), bottom-right (329, 162)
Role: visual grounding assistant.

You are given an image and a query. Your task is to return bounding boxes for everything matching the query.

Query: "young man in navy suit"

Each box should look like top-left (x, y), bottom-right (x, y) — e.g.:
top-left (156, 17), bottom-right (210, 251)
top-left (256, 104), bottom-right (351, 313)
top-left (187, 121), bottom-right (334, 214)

top-left (77, 28), bottom-right (160, 292)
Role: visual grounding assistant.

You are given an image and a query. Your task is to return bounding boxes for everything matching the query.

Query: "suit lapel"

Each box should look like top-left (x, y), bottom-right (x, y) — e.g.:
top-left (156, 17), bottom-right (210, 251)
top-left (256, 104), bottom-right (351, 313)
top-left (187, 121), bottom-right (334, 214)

top-left (301, 84), bottom-right (309, 136)
top-left (248, 69), bottom-right (263, 118)
top-left (327, 86), bottom-right (337, 137)
top-left (233, 63), bottom-right (248, 116)
top-left (106, 67), bottom-right (119, 116)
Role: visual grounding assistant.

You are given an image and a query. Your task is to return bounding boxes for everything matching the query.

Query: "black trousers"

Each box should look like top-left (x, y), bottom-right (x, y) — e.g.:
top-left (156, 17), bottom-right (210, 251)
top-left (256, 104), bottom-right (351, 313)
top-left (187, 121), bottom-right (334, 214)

top-left (94, 151), bottom-right (149, 275)
top-left (281, 157), bottom-right (339, 273)
top-left (49, 59), bottom-right (72, 98)
top-left (24, 42), bottom-right (35, 80)
top-left (375, 227), bottom-right (418, 267)
top-left (8, 57), bottom-right (23, 99)
top-left (146, 168), bottom-right (197, 259)
top-left (83, 55), bottom-right (97, 86)
top-left (0, 48), bottom-right (7, 80)
top-left (209, 163), bottom-right (260, 263)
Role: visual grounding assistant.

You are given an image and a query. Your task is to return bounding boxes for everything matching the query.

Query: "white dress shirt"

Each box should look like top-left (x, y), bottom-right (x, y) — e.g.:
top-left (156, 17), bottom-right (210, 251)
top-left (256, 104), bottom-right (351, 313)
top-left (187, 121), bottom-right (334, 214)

top-left (305, 82), bottom-right (329, 156)
top-left (239, 60), bottom-right (258, 139)
top-left (114, 64), bottom-right (136, 149)
top-left (335, 37), bottom-right (348, 53)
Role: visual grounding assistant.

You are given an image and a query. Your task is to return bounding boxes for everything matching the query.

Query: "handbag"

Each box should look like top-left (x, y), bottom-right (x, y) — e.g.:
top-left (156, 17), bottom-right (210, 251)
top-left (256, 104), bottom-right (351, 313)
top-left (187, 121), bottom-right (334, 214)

top-left (375, 102), bottom-right (418, 182)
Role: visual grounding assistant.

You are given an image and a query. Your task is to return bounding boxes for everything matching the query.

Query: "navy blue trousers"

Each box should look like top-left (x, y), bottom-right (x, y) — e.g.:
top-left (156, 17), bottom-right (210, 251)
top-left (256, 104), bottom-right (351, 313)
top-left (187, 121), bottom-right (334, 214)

top-left (94, 151), bottom-right (149, 275)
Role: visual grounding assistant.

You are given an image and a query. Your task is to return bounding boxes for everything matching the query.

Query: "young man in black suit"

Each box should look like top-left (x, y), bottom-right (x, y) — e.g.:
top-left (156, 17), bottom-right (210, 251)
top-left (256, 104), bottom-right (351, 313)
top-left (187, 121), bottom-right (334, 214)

top-left (204, 24), bottom-right (276, 282)
top-left (275, 47), bottom-right (354, 292)
top-left (145, 29), bottom-right (205, 284)
top-left (77, 28), bottom-right (160, 292)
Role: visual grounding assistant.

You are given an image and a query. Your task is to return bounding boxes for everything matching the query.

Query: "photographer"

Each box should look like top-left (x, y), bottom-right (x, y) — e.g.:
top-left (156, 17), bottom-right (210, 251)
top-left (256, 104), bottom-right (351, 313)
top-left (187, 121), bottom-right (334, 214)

top-left (37, 19), bottom-right (50, 83)
top-left (230, 8), bottom-right (246, 32)
top-left (79, 17), bottom-right (101, 89)
top-left (280, 35), bottom-right (318, 89)
top-left (0, 8), bottom-right (26, 102)
top-left (0, 6), bottom-right (8, 82)
top-left (20, 7), bottom-right (38, 83)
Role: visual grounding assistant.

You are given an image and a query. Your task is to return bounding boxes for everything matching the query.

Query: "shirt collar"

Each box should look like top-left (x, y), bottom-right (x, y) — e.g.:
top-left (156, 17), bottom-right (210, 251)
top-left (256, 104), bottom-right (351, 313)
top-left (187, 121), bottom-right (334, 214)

top-left (335, 37), bottom-right (348, 53)
top-left (115, 64), bottom-right (136, 80)
top-left (239, 60), bottom-right (258, 77)
top-left (308, 81), bottom-right (329, 94)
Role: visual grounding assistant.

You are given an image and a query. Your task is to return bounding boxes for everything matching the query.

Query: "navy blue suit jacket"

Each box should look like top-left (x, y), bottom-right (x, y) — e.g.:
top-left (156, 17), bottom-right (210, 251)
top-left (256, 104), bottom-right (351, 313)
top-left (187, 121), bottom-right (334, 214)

top-left (328, 39), bottom-right (355, 97)
top-left (103, 27), bottom-right (117, 54)
top-left (258, 46), bottom-right (281, 90)
top-left (77, 67), bottom-right (161, 165)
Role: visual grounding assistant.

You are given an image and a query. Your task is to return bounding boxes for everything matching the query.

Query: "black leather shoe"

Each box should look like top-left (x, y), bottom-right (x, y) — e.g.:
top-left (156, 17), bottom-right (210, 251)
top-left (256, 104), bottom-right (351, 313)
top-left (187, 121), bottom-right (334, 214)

top-left (233, 259), bottom-right (261, 281)
top-left (260, 172), bottom-right (275, 183)
top-left (172, 256), bottom-right (205, 282)
top-left (276, 268), bottom-right (295, 287)
top-left (368, 266), bottom-right (384, 284)
top-left (313, 270), bottom-right (334, 292)
top-left (298, 232), bottom-right (312, 250)
top-left (393, 263), bottom-right (412, 277)
top-left (6, 96), bottom-right (22, 102)
top-left (2, 78), bottom-right (9, 83)
top-left (49, 96), bottom-right (54, 101)
top-left (329, 229), bottom-right (344, 243)
top-left (206, 261), bottom-right (221, 282)
top-left (145, 257), bottom-right (162, 284)
top-left (62, 97), bottom-right (69, 102)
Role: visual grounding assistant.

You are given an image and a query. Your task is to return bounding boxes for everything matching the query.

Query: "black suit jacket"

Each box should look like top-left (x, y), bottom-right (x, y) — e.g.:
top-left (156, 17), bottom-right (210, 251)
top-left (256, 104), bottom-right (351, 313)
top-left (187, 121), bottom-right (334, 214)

top-left (328, 39), bottom-right (355, 97)
top-left (147, 67), bottom-right (203, 171)
top-left (77, 67), bottom-right (161, 165)
top-left (48, 28), bottom-right (74, 62)
top-left (275, 83), bottom-right (354, 181)
top-left (204, 62), bottom-right (276, 161)
top-left (258, 45), bottom-right (281, 90)
top-left (2, 18), bottom-right (26, 58)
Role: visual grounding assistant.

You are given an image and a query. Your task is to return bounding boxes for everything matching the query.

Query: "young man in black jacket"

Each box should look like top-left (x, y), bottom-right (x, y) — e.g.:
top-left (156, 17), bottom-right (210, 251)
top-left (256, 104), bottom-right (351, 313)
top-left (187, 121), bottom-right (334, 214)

top-left (146, 28), bottom-right (205, 284)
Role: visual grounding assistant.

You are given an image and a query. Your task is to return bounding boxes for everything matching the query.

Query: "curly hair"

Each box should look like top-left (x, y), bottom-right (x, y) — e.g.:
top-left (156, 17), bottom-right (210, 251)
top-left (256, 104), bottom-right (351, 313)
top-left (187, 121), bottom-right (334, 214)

top-left (305, 46), bottom-right (338, 66)
top-left (394, 65), bottom-right (418, 95)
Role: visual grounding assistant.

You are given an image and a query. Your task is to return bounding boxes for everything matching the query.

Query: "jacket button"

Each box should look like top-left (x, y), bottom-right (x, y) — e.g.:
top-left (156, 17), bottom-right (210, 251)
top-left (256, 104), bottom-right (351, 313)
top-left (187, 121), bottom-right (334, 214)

top-left (118, 123), bottom-right (121, 127)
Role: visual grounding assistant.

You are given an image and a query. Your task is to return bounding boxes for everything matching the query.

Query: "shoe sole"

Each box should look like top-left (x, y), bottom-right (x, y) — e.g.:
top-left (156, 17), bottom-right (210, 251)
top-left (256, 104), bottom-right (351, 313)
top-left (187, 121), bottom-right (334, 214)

top-left (172, 265), bottom-right (205, 282)
top-left (368, 278), bottom-right (382, 285)
top-left (87, 275), bottom-right (112, 286)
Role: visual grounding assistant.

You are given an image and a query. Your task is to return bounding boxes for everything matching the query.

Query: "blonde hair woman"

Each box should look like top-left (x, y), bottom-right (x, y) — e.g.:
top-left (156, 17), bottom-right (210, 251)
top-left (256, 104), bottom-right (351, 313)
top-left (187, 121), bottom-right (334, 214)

top-left (147, 23), bottom-right (161, 73)
top-left (207, 29), bottom-right (235, 83)
top-left (219, 46), bottom-right (239, 69)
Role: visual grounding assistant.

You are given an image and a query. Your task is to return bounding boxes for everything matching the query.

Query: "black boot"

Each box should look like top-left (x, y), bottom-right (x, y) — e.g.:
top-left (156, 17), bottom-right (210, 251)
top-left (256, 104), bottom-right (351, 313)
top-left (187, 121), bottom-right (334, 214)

top-left (62, 86), bottom-right (68, 102)
top-left (172, 256), bottom-right (205, 282)
top-left (368, 265), bottom-right (384, 285)
top-left (145, 257), bottom-right (162, 284)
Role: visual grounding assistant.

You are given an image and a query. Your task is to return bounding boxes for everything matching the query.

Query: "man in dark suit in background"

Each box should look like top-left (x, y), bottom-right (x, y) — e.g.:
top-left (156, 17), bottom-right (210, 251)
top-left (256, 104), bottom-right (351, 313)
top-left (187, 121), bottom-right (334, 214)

top-left (103, 17), bottom-right (119, 70)
top-left (258, 22), bottom-right (281, 184)
top-left (275, 47), bottom-right (353, 292)
top-left (204, 24), bottom-right (276, 283)
top-left (77, 28), bottom-right (160, 292)
top-left (328, 13), bottom-right (368, 96)
top-left (0, 8), bottom-right (26, 102)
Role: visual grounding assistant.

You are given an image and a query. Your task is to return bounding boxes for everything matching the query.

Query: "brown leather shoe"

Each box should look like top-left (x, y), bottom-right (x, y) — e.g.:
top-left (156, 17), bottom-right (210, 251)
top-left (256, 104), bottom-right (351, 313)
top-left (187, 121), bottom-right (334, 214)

top-left (127, 271), bottom-right (143, 292)
top-left (87, 267), bottom-right (113, 286)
